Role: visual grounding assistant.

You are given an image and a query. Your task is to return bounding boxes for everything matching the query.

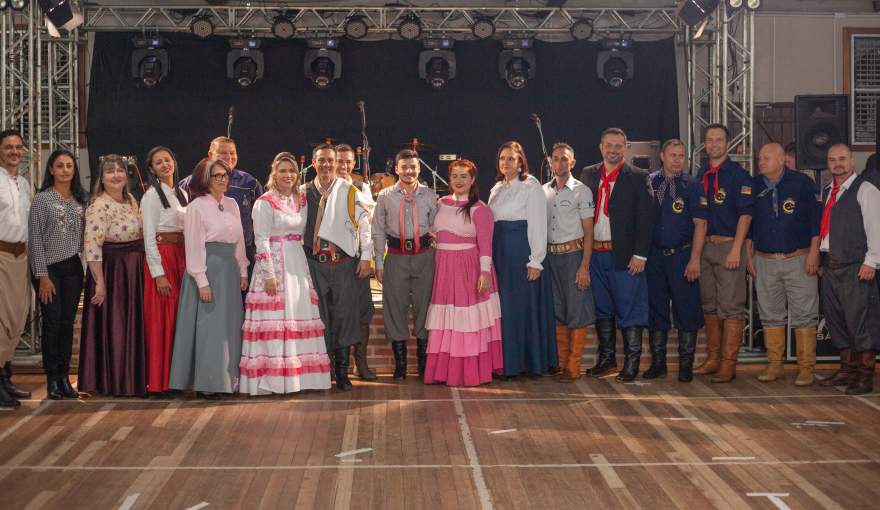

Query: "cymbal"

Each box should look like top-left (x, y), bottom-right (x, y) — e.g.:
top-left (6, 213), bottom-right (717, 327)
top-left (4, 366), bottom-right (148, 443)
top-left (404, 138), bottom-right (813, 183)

top-left (398, 138), bottom-right (435, 152)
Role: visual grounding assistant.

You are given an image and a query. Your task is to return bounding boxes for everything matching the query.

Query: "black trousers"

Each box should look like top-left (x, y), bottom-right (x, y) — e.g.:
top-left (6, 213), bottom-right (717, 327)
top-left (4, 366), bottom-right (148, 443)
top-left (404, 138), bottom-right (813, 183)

top-left (821, 260), bottom-right (880, 352)
top-left (31, 255), bottom-right (84, 378)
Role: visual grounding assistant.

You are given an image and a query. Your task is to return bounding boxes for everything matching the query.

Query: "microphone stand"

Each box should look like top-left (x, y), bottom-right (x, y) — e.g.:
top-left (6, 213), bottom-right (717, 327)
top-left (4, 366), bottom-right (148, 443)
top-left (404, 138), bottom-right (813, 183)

top-left (358, 100), bottom-right (370, 182)
top-left (227, 106), bottom-right (235, 139)
top-left (531, 113), bottom-right (550, 183)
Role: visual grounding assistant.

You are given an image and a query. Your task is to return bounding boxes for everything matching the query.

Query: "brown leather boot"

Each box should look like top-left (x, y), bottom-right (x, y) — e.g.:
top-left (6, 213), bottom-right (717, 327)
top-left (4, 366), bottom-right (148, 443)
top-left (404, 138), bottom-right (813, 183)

top-left (561, 327), bottom-right (588, 382)
top-left (694, 314), bottom-right (723, 375)
top-left (794, 327), bottom-right (817, 386)
top-left (711, 319), bottom-right (743, 383)
top-left (845, 351), bottom-right (875, 395)
top-left (819, 349), bottom-right (856, 386)
top-left (757, 327), bottom-right (786, 382)
top-left (553, 324), bottom-right (571, 379)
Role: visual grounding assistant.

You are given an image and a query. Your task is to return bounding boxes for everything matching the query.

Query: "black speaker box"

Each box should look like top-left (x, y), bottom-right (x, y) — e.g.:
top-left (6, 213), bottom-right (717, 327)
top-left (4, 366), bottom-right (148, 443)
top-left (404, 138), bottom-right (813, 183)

top-left (794, 94), bottom-right (849, 170)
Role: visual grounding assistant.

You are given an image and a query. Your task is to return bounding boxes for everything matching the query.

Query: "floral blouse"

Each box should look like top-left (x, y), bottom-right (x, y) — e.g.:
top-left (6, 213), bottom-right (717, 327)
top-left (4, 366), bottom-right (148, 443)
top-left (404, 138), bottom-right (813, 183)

top-left (84, 193), bottom-right (143, 262)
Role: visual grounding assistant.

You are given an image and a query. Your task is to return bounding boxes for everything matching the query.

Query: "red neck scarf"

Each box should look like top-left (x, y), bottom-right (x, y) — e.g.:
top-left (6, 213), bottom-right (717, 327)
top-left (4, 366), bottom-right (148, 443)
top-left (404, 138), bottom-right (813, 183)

top-left (702, 157), bottom-right (727, 196)
top-left (594, 162), bottom-right (623, 224)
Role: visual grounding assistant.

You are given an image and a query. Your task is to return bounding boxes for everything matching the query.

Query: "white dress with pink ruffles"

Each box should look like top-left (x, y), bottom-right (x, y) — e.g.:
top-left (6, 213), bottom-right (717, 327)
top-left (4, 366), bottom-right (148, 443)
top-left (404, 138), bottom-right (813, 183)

top-left (239, 191), bottom-right (331, 394)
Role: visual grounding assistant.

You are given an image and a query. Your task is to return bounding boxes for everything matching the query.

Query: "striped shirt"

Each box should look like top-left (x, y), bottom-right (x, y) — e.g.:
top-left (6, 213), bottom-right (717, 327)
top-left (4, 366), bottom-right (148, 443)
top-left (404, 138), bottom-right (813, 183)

top-left (28, 189), bottom-right (85, 277)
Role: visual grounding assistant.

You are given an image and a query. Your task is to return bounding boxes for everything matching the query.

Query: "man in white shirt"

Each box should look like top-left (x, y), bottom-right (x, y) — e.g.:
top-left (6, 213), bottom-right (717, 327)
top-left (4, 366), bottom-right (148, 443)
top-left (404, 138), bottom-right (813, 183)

top-left (818, 143), bottom-right (880, 395)
top-left (0, 129), bottom-right (33, 408)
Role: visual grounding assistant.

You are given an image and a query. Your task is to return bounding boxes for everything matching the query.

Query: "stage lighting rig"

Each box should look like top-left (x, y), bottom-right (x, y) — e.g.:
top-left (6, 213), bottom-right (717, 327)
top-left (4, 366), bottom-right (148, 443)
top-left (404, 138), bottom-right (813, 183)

top-left (498, 40), bottom-right (536, 91)
top-left (131, 37), bottom-right (169, 88)
top-left (676, 0), bottom-right (719, 27)
top-left (37, 0), bottom-right (83, 36)
top-left (597, 39), bottom-right (633, 89)
top-left (304, 39), bottom-right (341, 90)
top-left (419, 39), bottom-right (456, 90)
top-left (344, 15), bottom-right (369, 40)
top-left (398, 12), bottom-right (422, 41)
top-left (272, 15), bottom-right (295, 39)
top-left (570, 18), bottom-right (594, 41)
top-left (744, 0), bottom-right (762, 10)
top-left (227, 38), bottom-right (264, 88)
top-left (0, 1), bottom-right (9, 10)
top-left (471, 17), bottom-right (496, 40)
top-left (6, 0), bottom-right (26, 10)
top-left (190, 15), bottom-right (214, 38)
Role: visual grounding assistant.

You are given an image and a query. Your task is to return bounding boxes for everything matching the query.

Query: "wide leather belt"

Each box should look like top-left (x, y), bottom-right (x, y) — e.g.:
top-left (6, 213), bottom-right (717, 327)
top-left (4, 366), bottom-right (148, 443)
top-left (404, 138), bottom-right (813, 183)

top-left (548, 239), bottom-right (584, 255)
top-left (156, 232), bottom-right (184, 245)
top-left (0, 240), bottom-right (26, 257)
top-left (592, 240), bottom-right (613, 252)
top-left (310, 251), bottom-right (350, 265)
top-left (654, 243), bottom-right (691, 257)
top-left (756, 247), bottom-right (809, 260)
top-left (707, 235), bottom-right (735, 243)
top-left (387, 234), bottom-right (433, 255)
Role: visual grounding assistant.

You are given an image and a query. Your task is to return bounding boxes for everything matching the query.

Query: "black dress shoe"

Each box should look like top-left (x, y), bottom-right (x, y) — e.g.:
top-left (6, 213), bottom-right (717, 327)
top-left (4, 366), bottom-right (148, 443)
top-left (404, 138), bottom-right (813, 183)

top-left (198, 392), bottom-right (223, 400)
top-left (0, 384), bottom-right (21, 408)
top-left (47, 378), bottom-right (64, 400)
top-left (59, 377), bottom-right (79, 399)
top-left (391, 341), bottom-right (407, 380)
top-left (0, 368), bottom-right (30, 399)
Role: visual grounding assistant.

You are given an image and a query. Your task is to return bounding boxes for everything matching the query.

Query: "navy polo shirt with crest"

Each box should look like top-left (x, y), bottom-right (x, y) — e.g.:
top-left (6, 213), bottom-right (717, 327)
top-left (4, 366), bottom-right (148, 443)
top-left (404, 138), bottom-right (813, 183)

top-left (697, 158), bottom-right (754, 237)
top-left (749, 168), bottom-right (821, 254)
top-left (649, 170), bottom-right (708, 249)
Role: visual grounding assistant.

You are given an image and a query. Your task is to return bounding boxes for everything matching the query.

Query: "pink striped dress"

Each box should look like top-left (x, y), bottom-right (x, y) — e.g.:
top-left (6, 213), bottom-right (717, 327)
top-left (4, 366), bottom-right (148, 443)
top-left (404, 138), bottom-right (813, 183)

top-left (239, 191), bottom-right (331, 394)
top-left (424, 196), bottom-right (504, 386)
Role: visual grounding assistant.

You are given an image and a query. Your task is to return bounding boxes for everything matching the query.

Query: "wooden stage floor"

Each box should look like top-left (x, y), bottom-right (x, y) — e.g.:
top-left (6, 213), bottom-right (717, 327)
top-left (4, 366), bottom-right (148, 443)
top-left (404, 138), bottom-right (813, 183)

top-left (1, 372), bottom-right (879, 510)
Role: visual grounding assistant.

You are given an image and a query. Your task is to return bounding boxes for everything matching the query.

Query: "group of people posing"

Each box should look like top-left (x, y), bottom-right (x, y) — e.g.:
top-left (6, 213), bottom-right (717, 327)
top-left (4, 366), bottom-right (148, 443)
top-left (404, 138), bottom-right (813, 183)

top-left (0, 123), bottom-right (877, 409)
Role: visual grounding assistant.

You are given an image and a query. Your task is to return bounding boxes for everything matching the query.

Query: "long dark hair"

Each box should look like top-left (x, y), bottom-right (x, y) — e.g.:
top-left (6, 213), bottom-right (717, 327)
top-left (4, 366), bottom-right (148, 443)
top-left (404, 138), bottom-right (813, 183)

top-left (146, 146), bottom-right (187, 208)
top-left (40, 149), bottom-right (87, 205)
top-left (449, 159), bottom-right (480, 223)
top-left (495, 140), bottom-right (531, 182)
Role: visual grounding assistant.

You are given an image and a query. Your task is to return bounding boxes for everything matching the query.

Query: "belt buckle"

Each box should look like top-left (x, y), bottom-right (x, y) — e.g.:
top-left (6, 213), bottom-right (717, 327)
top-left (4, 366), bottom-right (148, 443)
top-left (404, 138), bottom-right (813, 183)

top-left (774, 252), bottom-right (785, 260)
top-left (317, 253), bottom-right (329, 263)
top-left (404, 239), bottom-right (414, 251)
top-left (662, 248), bottom-right (674, 256)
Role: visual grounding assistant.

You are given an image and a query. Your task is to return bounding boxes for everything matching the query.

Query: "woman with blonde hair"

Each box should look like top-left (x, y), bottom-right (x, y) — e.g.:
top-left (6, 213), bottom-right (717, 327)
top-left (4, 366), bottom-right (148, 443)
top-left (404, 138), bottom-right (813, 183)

top-left (239, 153), bottom-right (331, 394)
top-left (78, 155), bottom-right (146, 396)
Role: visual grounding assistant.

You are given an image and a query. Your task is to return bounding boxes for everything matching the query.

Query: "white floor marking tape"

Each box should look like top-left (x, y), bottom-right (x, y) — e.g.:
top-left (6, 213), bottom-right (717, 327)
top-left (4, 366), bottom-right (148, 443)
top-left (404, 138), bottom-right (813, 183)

top-left (488, 428), bottom-right (517, 435)
top-left (452, 387), bottom-right (493, 510)
top-left (118, 493), bottom-right (140, 510)
top-left (335, 448), bottom-right (372, 458)
top-left (746, 493), bottom-right (792, 510)
top-left (184, 503), bottom-right (209, 510)
top-left (711, 456), bottom-right (756, 461)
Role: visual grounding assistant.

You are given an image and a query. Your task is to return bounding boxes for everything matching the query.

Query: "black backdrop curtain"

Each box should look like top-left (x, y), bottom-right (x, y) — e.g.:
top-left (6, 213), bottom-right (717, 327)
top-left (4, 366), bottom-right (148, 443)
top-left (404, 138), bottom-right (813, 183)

top-left (87, 33), bottom-right (678, 196)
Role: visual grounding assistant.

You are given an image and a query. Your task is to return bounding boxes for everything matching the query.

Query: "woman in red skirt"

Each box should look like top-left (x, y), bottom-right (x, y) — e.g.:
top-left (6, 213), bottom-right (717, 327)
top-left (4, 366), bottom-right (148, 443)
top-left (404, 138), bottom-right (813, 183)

top-left (141, 146), bottom-right (188, 394)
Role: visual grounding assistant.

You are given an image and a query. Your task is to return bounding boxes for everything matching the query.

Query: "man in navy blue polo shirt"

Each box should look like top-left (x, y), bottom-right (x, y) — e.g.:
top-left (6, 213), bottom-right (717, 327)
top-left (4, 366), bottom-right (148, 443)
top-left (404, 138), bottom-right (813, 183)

top-left (694, 124), bottom-right (753, 383)
top-left (179, 136), bottom-right (263, 268)
top-left (645, 139), bottom-right (708, 383)
top-left (745, 143), bottom-right (821, 386)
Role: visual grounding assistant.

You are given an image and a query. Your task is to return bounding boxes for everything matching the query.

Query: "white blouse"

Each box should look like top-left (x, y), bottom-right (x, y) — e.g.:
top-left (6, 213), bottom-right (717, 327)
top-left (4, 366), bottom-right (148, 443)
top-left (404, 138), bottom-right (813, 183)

top-left (141, 183), bottom-right (187, 278)
top-left (488, 174), bottom-right (547, 270)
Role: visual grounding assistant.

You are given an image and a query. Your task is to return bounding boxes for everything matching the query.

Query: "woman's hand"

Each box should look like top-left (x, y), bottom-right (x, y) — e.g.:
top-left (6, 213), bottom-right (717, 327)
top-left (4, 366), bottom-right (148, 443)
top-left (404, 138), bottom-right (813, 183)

top-left (477, 274), bottom-right (490, 294)
top-left (527, 267), bottom-right (542, 281)
top-left (240, 277), bottom-right (249, 291)
top-left (155, 275), bottom-right (171, 297)
top-left (91, 282), bottom-right (106, 306)
top-left (38, 276), bottom-right (56, 304)
top-left (264, 277), bottom-right (277, 296)
top-left (198, 286), bottom-right (212, 303)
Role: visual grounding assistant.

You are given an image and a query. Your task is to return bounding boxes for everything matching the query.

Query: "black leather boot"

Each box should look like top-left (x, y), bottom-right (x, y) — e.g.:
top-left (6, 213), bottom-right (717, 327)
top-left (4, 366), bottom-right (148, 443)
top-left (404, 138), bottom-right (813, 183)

top-left (416, 337), bottom-right (428, 378)
top-left (334, 346), bottom-right (353, 390)
top-left (615, 327), bottom-right (644, 382)
top-left (587, 319), bottom-right (617, 377)
top-left (59, 374), bottom-right (79, 399)
top-left (677, 330), bottom-right (697, 382)
top-left (47, 376), bottom-right (63, 400)
top-left (392, 341), bottom-right (407, 379)
top-left (2, 361), bottom-right (31, 399)
top-left (642, 330), bottom-right (668, 379)
top-left (354, 325), bottom-right (378, 381)
top-left (0, 381), bottom-right (20, 408)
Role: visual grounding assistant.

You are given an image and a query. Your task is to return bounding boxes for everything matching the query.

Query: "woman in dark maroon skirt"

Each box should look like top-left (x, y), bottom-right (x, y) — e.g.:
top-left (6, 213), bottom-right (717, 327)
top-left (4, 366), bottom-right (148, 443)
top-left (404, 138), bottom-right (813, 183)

top-left (78, 155), bottom-right (146, 396)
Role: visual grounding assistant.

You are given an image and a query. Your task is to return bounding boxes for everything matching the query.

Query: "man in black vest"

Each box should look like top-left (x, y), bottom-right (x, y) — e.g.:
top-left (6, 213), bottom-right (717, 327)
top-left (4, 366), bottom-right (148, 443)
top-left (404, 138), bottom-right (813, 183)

top-left (577, 128), bottom-right (655, 381)
top-left (818, 144), bottom-right (880, 394)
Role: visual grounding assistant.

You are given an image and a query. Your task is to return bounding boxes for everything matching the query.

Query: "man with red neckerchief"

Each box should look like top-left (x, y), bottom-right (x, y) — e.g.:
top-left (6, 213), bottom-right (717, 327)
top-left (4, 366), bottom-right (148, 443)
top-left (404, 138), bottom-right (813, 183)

top-left (576, 128), bottom-right (655, 382)
top-left (694, 123), bottom-right (754, 383)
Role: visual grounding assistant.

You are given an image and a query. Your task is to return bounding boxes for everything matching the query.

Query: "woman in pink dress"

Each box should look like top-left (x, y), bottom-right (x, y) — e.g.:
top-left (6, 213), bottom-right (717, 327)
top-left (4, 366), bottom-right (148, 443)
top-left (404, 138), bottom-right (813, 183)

top-left (239, 153), bottom-right (331, 395)
top-left (424, 160), bottom-right (503, 386)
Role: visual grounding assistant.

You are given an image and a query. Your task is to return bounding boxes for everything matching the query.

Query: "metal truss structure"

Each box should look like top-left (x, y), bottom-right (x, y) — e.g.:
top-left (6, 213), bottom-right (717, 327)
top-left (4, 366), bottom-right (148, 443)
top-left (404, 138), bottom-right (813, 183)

top-left (2, 2), bottom-right (755, 356)
top-left (1, 1), bottom-right (79, 356)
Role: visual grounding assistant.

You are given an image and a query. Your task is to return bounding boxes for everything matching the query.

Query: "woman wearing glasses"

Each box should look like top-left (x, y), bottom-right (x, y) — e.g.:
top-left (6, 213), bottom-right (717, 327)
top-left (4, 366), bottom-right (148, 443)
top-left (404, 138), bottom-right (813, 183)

top-left (169, 158), bottom-right (249, 399)
top-left (78, 155), bottom-right (146, 396)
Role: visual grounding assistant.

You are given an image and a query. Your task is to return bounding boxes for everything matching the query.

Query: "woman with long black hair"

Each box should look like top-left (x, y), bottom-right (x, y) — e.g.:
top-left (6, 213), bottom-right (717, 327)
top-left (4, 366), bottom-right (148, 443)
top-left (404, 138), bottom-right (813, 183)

top-left (141, 146), bottom-right (188, 395)
top-left (28, 149), bottom-right (88, 399)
